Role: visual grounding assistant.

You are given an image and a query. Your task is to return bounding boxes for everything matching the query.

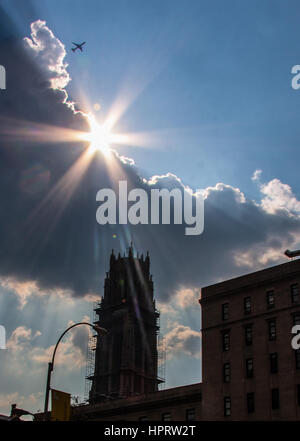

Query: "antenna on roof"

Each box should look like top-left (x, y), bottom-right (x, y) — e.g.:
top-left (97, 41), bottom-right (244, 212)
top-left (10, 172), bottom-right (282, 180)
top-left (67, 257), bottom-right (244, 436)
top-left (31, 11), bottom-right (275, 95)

top-left (284, 249), bottom-right (300, 259)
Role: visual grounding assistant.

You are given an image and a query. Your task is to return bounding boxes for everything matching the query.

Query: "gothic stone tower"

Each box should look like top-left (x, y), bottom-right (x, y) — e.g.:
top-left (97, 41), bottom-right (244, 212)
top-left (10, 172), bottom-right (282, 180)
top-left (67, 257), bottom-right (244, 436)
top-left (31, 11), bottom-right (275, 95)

top-left (90, 246), bottom-right (162, 402)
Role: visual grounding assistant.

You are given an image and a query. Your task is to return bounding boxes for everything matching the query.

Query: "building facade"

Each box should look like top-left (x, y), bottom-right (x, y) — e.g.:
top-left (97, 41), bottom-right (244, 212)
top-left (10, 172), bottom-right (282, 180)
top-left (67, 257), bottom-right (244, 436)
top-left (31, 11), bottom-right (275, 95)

top-left (200, 259), bottom-right (300, 420)
top-left (73, 383), bottom-right (202, 421)
top-left (89, 247), bottom-right (162, 403)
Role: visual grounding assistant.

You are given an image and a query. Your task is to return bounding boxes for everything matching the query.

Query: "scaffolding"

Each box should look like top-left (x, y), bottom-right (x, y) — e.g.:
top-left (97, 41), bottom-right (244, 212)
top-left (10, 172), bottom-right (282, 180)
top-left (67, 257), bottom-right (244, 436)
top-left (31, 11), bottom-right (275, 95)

top-left (156, 309), bottom-right (166, 389)
top-left (157, 333), bottom-right (166, 389)
top-left (84, 302), bottom-right (99, 402)
top-left (84, 302), bottom-right (166, 399)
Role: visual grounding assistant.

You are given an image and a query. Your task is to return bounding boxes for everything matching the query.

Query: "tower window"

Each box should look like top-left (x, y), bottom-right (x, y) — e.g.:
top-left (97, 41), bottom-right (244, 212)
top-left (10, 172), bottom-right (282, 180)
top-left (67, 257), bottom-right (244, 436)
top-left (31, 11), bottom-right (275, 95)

top-left (186, 408), bottom-right (196, 421)
top-left (162, 412), bottom-right (171, 421)
top-left (222, 331), bottom-right (230, 352)
top-left (224, 397), bottom-right (231, 417)
top-left (222, 303), bottom-right (229, 321)
top-left (266, 290), bottom-right (275, 309)
top-left (271, 388), bottom-right (280, 410)
top-left (245, 325), bottom-right (253, 346)
top-left (246, 358), bottom-right (254, 378)
top-left (293, 313), bottom-right (300, 326)
top-left (268, 319), bottom-right (276, 341)
top-left (291, 284), bottom-right (299, 304)
top-left (247, 392), bottom-right (255, 413)
top-left (270, 353), bottom-right (278, 374)
top-left (244, 297), bottom-right (251, 315)
top-left (223, 362), bottom-right (231, 383)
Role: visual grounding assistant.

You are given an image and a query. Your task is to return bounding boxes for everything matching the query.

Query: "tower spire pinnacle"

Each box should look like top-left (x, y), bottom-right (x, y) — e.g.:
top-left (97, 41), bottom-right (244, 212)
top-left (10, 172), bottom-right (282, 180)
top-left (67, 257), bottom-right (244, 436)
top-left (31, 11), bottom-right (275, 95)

top-left (128, 241), bottom-right (133, 258)
top-left (90, 249), bottom-right (161, 402)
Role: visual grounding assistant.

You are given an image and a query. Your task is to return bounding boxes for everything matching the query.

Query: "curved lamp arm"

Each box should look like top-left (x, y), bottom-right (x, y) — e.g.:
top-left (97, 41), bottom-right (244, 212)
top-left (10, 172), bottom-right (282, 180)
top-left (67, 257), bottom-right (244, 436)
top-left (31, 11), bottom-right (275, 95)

top-left (44, 322), bottom-right (107, 418)
top-left (50, 322), bottom-right (107, 370)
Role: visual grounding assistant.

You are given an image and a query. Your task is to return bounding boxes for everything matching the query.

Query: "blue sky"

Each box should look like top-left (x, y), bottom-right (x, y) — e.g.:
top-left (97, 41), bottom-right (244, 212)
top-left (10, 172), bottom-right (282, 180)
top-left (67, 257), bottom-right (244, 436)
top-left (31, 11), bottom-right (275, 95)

top-left (1, 0), bottom-right (300, 417)
top-left (5, 0), bottom-right (300, 195)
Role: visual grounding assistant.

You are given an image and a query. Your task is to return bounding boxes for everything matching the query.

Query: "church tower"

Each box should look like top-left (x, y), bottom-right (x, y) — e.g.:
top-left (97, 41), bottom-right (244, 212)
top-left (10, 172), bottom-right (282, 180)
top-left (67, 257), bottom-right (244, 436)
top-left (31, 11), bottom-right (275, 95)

top-left (89, 246), bottom-right (162, 402)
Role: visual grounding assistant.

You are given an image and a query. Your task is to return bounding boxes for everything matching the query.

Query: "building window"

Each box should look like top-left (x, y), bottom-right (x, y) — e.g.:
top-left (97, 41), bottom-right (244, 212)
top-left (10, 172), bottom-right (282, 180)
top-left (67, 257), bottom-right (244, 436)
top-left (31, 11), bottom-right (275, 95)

top-left (222, 331), bottom-right (230, 352)
top-left (291, 284), bottom-right (299, 304)
top-left (297, 385), bottom-right (300, 406)
top-left (268, 319), bottom-right (276, 341)
top-left (223, 362), bottom-right (231, 383)
top-left (270, 353), bottom-right (278, 374)
top-left (162, 412), bottom-right (171, 421)
top-left (245, 325), bottom-right (253, 346)
top-left (186, 408), bottom-right (196, 421)
top-left (266, 290), bottom-right (275, 309)
top-left (246, 358), bottom-right (254, 378)
top-left (295, 349), bottom-right (300, 370)
top-left (293, 313), bottom-right (300, 326)
top-left (224, 397), bottom-right (231, 417)
top-left (139, 416), bottom-right (148, 421)
top-left (271, 388), bottom-right (280, 410)
top-left (244, 297), bottom-right (251, 315)
top-left (247, 392), bottom-right (255, 413)
top-left (222, 303), bottom-right (229, 321)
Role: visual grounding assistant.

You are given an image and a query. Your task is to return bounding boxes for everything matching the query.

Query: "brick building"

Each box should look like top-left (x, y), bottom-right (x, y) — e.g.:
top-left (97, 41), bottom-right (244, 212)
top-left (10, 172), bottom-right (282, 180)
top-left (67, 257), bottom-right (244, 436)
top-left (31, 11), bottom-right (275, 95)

top-left (200, 259), bottom-right (300, 420)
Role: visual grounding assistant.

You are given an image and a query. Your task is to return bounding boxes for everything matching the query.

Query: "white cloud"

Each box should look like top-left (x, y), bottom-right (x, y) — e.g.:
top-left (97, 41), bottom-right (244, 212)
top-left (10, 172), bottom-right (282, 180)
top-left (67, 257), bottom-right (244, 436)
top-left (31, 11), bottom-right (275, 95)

top-left (233, 245), bottom-right (288, 268)
top-left (260, 178), bottom-right (300, 214)
top-left (164, 325), bottom-right (201, 359)
top-left (146, 172), bottom-right (185, 188)
top-left (24, 20), bottom-right (70, 90)
top-left (157, 301), bottom-right (177, 318)
top-left (7, 326), bottom-right (41, 350)
top-left (84, 293), bottom-right (102, 303)
top-left (30, 339), bottom-right (85, 369)
top-left (0, 278), bottom-right (47, 308)
top-left (203, 181), bottom-right (246, 203)
top-left (230, 173), bottom-right (300, 269)
top-left (0, 277), bottom-right (76, 308)
top-left (174, 288), bottom-right (201, 309)
top-left (251, 169), bottom-right (262, 182)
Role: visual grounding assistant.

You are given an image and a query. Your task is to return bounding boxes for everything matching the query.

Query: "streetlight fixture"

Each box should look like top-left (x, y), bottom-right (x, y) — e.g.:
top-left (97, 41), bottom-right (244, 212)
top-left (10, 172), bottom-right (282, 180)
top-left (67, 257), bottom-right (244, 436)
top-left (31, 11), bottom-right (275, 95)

top-left (43, 322), bottom-right (107, 418)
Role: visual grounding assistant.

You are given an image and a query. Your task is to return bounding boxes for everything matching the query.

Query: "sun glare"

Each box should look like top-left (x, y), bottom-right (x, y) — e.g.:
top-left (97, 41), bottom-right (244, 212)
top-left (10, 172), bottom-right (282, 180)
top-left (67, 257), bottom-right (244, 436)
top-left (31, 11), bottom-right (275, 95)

top-left (83, 117), bottom-right (113, 156)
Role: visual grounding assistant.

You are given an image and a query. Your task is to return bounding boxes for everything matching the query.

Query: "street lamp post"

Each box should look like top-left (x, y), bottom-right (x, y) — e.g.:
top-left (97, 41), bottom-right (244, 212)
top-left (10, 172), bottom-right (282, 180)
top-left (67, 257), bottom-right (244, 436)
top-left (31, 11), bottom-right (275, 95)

top-left (43, 322), bottom-right (107, 419)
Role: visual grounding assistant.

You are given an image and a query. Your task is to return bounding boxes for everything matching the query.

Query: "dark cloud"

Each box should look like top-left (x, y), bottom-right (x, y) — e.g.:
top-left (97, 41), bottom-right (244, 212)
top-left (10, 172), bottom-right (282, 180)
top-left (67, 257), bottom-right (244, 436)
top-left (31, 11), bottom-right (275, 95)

top-left (0, 11), bottom-right (300, 305)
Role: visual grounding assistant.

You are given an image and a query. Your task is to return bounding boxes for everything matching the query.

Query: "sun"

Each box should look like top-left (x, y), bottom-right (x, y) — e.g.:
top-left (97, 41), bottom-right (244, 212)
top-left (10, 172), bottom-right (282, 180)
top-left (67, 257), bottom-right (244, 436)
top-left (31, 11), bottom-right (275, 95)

top-left (84, 117), bottom-right (113, 156)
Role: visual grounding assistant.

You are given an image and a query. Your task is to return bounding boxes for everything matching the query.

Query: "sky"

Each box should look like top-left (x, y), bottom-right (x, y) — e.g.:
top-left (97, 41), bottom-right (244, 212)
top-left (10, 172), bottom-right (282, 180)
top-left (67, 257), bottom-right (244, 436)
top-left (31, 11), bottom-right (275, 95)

top-left (1, 0), bottom-right (300, 417)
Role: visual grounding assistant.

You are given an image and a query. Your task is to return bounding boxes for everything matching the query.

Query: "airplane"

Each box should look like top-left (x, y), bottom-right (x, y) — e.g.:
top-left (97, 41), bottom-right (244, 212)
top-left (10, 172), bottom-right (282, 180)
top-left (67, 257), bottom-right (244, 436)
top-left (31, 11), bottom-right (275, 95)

top-left (71, 42), bottom-right (86, 52)
top-left (284, 249), bottom-right (300, 258)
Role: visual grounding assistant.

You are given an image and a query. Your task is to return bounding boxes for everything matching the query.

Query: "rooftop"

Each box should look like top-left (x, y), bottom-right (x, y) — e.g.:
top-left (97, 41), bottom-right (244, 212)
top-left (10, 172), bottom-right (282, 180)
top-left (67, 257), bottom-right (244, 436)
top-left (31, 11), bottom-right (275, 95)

top-left (201, 258), bottom-right (300, 300)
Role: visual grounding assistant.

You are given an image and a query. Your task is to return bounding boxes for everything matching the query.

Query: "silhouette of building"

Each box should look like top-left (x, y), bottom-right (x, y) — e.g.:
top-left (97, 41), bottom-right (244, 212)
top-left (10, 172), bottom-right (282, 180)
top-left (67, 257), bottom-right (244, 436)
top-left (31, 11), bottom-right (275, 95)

top-left (73, 383), bottom-right (202, 421)
top-left (89, 246), bottom-right (163, 403)
top-left (200, 258), bottom-right (300, 420)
